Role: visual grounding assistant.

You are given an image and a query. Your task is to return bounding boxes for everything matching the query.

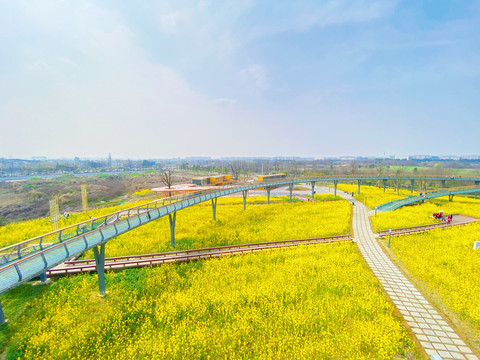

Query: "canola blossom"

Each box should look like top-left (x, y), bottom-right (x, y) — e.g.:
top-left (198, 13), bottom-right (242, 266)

top-left (372, 196), bottom-right (480, 230)
top-left (5, 243), bottom-right (418, 359)
top-left (0, 200), bottom-right (153, 248)
top-left (132, 189), bottom-right (155, 196)
top-left (0, 197), bottom-right (352, 257)
top-left (86, 198), bottom-right (352, 258)
top-left (337, 184), bottom-right (418, 208)
top-left (384, 223), bottom-right (480, 334)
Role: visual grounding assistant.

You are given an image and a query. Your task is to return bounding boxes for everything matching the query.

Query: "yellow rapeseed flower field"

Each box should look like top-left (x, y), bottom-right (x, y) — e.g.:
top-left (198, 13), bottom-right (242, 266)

top-left (0, 200), bottom-right (152, 248)
top-left (337, 183), bottom-right (418, 208)
top-left (6, 243), bottom-right (418, 359)
top-left (383, 223), bottom-right (480, 335)
top-left (88, 198), bottom-right (352, 257)
top-left (372, 196), bottom-right (480, 230)
top-left (0, 197), bottom-right (352, 258)
top-left (132, 189), bottom-right (155, 196)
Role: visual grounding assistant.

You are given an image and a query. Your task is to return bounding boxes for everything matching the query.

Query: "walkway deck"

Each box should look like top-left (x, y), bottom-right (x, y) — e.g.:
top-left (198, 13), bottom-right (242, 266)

top-left (348, 194), bottom-right (478, 359)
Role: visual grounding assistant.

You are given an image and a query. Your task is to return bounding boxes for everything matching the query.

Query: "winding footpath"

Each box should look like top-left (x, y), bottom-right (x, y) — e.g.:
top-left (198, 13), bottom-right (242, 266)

top-left (345, 194), bottom-right (478, 360)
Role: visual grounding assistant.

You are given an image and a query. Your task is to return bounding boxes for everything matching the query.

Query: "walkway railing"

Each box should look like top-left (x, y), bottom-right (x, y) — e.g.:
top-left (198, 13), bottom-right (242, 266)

top-left (3, 176), bottom-right (480, 266)
top-left (0, 182), bottom-right (251, 266)
top-left (377, 185), bottom-right (480, 211)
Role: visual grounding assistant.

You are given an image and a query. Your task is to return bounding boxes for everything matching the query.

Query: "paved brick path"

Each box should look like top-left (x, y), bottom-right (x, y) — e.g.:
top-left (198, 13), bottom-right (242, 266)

top-left (348, 196), bottom-right (478, 360)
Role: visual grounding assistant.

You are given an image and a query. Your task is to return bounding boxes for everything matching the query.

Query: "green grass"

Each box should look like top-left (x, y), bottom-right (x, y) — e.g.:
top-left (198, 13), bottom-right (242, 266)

top-left (0, 283), bottom-right (50, 356)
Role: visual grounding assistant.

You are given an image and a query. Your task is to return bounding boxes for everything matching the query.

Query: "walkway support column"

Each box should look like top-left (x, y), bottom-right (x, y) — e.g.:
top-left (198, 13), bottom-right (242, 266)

top-left (410, 179), bottom-right (415, 194)
top-left (267, 187), bottom-right (271, 204)
top-left (441, 180), bottom-right (446, 188)
top-left (93, 243), bottom-right (106, 297)
top-left (211, 198), bottom-right (217, 220)
top-left (475, 181), bottom-right (480, 199)
top-left (0, 300), bottom-right (5, 325)
top-left (242, 191), bottom-right (247, 211)
top-left (383, 179), bottom-right (387, 193)
top-left (334, 180), bottom-right (338, 197)
top-left (449, 194), bottom-right (454, 202)
top-left (357, 179), bottom-right (361, 195)
top-left (288, 184), bottom-right (293, 202)
top-left (169, 212), bottom-right (176, 247)
top-left (311, 182), bottom-right (315, 200)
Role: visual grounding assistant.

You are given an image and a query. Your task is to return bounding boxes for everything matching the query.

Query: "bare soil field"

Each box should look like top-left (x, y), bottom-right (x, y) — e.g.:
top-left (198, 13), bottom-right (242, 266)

top-left (0, 172), bottom-right (193, 224)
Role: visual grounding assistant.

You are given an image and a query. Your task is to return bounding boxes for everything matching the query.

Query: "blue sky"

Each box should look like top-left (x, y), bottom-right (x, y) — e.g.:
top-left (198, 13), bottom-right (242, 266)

top-left (0, 0), bottom-right (479, 159)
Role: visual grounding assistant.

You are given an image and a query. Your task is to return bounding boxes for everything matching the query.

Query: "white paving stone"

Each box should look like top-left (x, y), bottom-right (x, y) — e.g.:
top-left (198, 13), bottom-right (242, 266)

top-left (343, 194), bottom-right (478, 359)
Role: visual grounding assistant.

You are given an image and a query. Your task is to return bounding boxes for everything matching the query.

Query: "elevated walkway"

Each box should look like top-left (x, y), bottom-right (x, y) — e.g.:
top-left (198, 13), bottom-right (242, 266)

top-left (3, 175), bottom-right (480, 324)
top-left (377, 186), bottom-right (480, 212)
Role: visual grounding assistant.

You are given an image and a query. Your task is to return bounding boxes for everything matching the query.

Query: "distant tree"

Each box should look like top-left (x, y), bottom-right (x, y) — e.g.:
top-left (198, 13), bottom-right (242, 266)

top-left (230, 161), bottom-right (242, 181)
top-left (375, 163), bottom-right (386, 187)
top-left (392, 169), bottom-right (402, 195)
top-left (288, 161), bottom-right (300, 178)
top-left (433, 163), bottom-right (443, 176)
top-left (418, 177), bottom-right (427, 193)
top-left (345, 160), bottom-right (358, 176)
top-left (160, 169), bottom-right (175, 197)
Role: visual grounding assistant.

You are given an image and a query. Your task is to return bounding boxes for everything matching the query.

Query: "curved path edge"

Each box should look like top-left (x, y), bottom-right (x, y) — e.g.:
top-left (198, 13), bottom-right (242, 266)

top-left (342, 191), bottom-right (478, 360)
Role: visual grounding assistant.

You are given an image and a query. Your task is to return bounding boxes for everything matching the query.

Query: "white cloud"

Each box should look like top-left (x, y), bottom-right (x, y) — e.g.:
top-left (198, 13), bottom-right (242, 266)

top-left (211, 98), bottom-right (237, 106)
top-left (240, 65), bottom-right (269, 89)
top-left (159, 8), bottom-right (193, 34)
top-left (58, 57), bottom-right (79, 67)
top-left (0, 0), bottom-right (270, 158)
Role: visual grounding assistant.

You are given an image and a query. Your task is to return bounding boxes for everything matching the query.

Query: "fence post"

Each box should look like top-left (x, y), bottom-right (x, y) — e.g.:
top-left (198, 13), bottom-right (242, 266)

top-left (388, 229), bottom-right (392, 248)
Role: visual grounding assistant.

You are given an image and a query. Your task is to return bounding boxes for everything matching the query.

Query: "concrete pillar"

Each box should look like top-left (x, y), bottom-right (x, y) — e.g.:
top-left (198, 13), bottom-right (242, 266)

top-left (288, 184), bottom-right (293, 202)
top-left (93, 244), bottom-right (106, 297)
top-left (311, 182), bottom-right (315, 200)
top-left (441, 180), bottom-right (446, 188)
top-left (357, 179), bottom-right (361, 195)
top-left (334, 180), bottom-right (338, 197)
top-left (449, 194), bottom-right (454, 202)
top-left (211, 198), bottom-right (217, 220)
top-left (410, 179), bottom-right (415, 194)
top-left (39, 272), bottom-right (48, 282)
top-left (383, 179), bottom-right (387, 192)
top-left (267, 187), bottom-right (271, 204)
top-left (169, 212), bottom-right (177, 247)
top-left (0, 300), bottom-right (5, 325)
top-left (242, 191), bottom-right (247, 211)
